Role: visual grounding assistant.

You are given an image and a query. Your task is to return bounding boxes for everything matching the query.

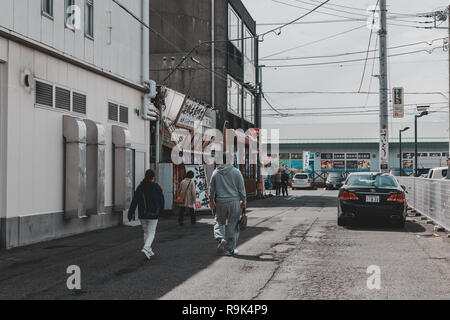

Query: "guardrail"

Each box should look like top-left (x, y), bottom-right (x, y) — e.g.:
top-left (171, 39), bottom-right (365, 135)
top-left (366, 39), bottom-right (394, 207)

top-left (397, 177), bottom-right (450, 231)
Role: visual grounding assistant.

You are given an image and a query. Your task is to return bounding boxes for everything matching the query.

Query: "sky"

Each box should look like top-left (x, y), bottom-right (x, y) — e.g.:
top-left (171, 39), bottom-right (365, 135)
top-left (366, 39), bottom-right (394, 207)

top-left (241, 0), bottom-right (450, 129)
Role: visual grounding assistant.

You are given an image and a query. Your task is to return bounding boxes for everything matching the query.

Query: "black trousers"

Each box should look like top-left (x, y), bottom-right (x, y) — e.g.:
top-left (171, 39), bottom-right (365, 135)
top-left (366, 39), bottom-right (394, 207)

top-left (178, 206), bottom-right (196, 225)
top-left (275, 182), bottom-right (281, 195)
top-left (281, 183), bottom-right (289, 197)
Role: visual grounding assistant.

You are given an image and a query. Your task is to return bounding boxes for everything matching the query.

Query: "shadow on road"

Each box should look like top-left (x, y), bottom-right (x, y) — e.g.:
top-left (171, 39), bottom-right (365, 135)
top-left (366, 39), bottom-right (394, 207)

top-left (345, 220), bottom-right (427, 233)
top-left (0, 215), bottom-right (273, 300)
top-left (250, 195), bottom-right (338, 208)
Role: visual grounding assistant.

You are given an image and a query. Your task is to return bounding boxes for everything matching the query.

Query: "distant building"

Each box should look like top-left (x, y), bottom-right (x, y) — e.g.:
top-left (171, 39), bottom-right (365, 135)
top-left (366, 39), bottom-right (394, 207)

top-left (0, 0), bottom-right (152, 248)
top-left (148, 0), bottom-right (261, 198)
top-left (264, 122), bottom-right (449, 178)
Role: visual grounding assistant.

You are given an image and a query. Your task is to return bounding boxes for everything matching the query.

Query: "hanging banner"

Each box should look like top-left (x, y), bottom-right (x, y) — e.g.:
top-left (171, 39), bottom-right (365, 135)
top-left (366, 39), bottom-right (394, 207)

top-left (303, 151), bottom-right (311, 171)
top-left (185, 165), bottom-right (210, 211)
top-left (379, 128), bottom-right (389, 171)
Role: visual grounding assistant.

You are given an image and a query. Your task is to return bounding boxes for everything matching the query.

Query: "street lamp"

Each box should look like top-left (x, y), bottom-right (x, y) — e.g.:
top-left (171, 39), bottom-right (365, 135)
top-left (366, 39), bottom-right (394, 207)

top-left (399, 127), bottom-right (410, 176)
top-left (415, 111), bottom-right (429, 177)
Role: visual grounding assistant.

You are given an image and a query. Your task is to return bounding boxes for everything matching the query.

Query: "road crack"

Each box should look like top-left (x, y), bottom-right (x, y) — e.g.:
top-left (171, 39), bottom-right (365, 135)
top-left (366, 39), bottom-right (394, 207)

top-left (251, 217), bottom-right (319, 300)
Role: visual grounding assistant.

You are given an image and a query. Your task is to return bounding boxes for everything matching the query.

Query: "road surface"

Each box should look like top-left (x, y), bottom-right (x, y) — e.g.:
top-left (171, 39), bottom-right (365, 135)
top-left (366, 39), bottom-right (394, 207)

top-left (0, 189), bottom-right (449, 300)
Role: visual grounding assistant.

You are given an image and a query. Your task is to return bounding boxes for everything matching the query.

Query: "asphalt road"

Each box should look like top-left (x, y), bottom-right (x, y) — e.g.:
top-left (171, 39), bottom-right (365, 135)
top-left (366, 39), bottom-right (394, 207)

top-left (0, 189), bottom-right (449, 300)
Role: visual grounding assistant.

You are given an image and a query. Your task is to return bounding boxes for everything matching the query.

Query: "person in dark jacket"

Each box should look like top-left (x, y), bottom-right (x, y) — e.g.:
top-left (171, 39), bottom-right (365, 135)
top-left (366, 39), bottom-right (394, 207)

top-left (128, 169), bottom-right (165, 260)
top-left (281, 169), bottom-right (290, 197)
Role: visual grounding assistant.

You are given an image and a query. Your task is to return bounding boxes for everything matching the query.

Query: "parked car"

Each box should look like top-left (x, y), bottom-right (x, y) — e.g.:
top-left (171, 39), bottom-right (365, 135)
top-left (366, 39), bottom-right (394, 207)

top-left (291, 173), bottom-right (312, 190)
top-left (337, 172), bottom-right (408, 227)
top-left (425, 167), bottom-right (448, 180)
top-left (325, 172), bottom-right (345, 190)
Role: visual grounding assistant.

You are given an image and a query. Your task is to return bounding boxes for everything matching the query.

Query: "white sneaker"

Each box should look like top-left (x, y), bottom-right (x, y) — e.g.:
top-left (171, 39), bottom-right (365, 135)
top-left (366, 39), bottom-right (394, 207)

top-left (148, 249), bottom-right (155, 257)
top-left (141, 248), bottom-right (152, 260)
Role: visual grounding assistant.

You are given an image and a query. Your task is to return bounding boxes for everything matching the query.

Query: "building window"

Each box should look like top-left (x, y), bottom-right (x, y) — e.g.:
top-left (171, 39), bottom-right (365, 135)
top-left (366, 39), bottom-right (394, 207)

top-left (243, 89), bottom-right (254, 124)
top-left (228, 4), bottom-right (242, 51)
top-left (85, 0), bottom-right (94, 38)
top-left (227, 75), bottom-right (241, 117)
top-left (244, 26), bottom-right (254, 63)
top-left (108, 103), bottom-right (128, 124)
top-left (65, 0), bottom-right (76, 29)
top-left (42, 0), bottom-right (53, 17)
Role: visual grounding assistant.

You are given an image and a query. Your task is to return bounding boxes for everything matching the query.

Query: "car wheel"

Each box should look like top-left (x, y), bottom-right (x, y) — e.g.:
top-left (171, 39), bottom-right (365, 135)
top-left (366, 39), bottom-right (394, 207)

top-left (397, 219), bottom-right (406, 228)
top-left (337, 217), bottom-right (347, 227)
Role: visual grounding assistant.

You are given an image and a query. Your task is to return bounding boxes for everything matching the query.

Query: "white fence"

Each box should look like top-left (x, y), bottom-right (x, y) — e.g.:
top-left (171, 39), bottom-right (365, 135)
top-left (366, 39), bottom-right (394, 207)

top-left (397, 177), bottom-right (450, 231)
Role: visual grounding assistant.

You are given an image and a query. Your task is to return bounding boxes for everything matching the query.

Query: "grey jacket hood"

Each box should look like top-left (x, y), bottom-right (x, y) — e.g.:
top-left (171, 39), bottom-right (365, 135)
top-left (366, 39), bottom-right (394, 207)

top-left (216, 164), bottom-right (235, 175)
top-left (209, 165), bottom-right (247, 203)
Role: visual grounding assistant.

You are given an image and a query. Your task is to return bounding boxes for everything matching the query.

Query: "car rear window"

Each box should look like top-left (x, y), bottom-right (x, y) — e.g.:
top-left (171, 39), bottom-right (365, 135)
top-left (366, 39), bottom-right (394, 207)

top-left (442, 170), bottom-right (448, 178)
top-left (295, 174), bottom-right (308, 179)
top-left (346, 175), bottom-right (398, 188)
top-left (328, 173), bottom-right (343, 178)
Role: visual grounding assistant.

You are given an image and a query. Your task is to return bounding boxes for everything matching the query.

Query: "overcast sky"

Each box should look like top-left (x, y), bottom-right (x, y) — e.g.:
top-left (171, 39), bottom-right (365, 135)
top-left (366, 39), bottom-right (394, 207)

top-left (241, 0), bottom-right (450, 129)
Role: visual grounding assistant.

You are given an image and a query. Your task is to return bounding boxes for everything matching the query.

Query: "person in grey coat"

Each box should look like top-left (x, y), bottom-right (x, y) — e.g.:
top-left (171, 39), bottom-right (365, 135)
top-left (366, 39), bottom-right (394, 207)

top-left (209, 163), bottom-right (247, 256)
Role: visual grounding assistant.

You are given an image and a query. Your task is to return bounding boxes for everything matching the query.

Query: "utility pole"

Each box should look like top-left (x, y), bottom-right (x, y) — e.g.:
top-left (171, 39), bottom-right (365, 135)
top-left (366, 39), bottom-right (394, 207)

top-left (448, 5), bottom-right (450, 173)
top-left (211, 0), bottom-right (215, 111)
top-left (378, 0), bottom-right (389, 173)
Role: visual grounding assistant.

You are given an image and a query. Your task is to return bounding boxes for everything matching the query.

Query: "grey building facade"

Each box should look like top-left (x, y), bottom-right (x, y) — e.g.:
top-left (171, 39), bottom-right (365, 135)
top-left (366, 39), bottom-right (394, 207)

top-left (148, 0), bottom-right (260, 133)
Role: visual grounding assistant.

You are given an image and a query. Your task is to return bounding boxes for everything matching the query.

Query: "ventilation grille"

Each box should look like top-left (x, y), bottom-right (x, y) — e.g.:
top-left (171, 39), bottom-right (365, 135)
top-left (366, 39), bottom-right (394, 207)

top-left (35, 81), bottom-right (53, 107)
top-left (55, 87), bottom-right (71, 111)
top-left (73, 92), bottom-right (87, 114)
top-left (119, 106), bottom-right (128, 124)
top-left (108, 103), bottom-right (118, 121)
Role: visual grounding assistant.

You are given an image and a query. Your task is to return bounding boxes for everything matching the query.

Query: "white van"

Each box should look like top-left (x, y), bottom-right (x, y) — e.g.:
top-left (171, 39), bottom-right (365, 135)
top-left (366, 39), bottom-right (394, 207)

top-left (426, 167), bottom-right (448, 180)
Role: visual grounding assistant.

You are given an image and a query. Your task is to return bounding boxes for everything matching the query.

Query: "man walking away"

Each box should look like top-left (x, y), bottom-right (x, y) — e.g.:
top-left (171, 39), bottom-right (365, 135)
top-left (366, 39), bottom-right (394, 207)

top-left (274, 170), bottom-right (282, 196)
top-left (176, 171), bottom-right (197, 226)
top-left (281, 169), bottom-right (290, 197)
top-left (209, 162), bottom-right (246, 257)
top-left (128, 169), bottom-right (165, 260)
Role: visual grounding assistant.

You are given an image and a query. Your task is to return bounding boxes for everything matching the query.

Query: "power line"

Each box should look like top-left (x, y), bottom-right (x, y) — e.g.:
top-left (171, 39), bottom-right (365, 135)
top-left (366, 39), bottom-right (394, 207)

top-left (264, 91), bottom-right (450, 95)
top-left (271, 0), bottom-right (434, 28)
top-left (364, 36), bottom-right (379, 108)
top-left (295, 0), bottom-right (435, 23)
top-left (262, 24), bottom-right (367, 59)
top-left (358, 0), bottom-right (380, 93)
top-left (262, 93), bottom-right (290, 117)
top-left (260, 0), bottom-right (332, 38)
top-left (264, 47), bottom-right (443, 68)
top-left (262, 101), bottom-right (449, 112)
top-left (260, 37), bottom-right (445, 61)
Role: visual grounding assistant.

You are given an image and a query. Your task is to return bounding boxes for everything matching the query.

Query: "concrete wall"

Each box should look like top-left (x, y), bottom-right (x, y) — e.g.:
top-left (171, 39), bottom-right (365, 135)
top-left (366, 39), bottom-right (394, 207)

top-left (0, 0), bottom-right (142, 84)
top-left (148, 0), bottom-right (258, 133)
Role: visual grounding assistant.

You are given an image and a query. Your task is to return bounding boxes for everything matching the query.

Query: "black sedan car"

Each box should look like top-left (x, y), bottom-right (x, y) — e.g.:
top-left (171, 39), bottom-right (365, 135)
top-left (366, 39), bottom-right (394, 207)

top-left (325, 172), bottom-right (345, 190)
top-left (337, 172), bottom-right (408, 227)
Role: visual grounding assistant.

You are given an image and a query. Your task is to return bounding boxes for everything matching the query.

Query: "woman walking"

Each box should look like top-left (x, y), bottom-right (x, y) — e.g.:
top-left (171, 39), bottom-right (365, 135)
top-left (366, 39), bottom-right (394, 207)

top-left (128, 169), bottom-right (165, 260)
top-left (176, 171), bottom-right (197, 226)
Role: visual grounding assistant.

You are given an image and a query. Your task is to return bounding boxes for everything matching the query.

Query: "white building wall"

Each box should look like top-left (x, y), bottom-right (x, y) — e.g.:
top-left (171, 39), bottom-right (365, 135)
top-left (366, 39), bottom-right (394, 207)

top-left (0, 1), bottom-right (150, 247)
top-left (4, 41), bottom-right (148, 219)
top-left (0, 0), bottom-right (142, 84)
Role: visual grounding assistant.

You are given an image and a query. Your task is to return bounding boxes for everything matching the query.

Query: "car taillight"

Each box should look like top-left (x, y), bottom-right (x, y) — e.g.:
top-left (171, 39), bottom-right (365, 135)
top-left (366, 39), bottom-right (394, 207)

top-left (308, 179), bottom-right (311, 183)
top-left (340, 191), bottom-right (359, 201)
top-left (387, 193), bottom-right (405, 203)
top-left (291, 179), bottom-right (294, 183)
